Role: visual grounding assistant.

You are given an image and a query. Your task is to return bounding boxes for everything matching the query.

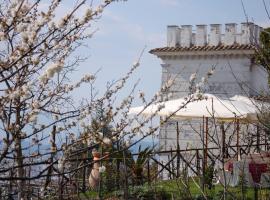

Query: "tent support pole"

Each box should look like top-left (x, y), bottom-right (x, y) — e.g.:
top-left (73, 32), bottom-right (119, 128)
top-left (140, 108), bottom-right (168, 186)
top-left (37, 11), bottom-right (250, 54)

top-left (176, 121), bottom-right (180, 178)
top-left (221, 123), bottom-right (226, 159)
top-left (202, 116), bottom-right (205, 192)
top-left (256, 124), bottom-right (260, 153)
top-left (265, 131), bottom-right (268, 151)
top-left (205, 117), bottom-right (208, 167)
top-left (236, 119), bottom-right (240, 161)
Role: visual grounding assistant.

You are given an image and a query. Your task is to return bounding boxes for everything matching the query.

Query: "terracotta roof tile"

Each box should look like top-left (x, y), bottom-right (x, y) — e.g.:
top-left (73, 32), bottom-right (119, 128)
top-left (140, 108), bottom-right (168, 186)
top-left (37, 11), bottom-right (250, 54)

top-left (149, 44), bottom-right (256, 54)
top-left (252, 95), bottom-right (270, 102)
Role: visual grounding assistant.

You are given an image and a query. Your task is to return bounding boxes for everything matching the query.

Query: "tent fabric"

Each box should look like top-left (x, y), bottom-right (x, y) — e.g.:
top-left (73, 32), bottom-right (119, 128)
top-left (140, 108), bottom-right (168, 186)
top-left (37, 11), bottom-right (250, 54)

top-left (129, 94), bottom-right (258, 121)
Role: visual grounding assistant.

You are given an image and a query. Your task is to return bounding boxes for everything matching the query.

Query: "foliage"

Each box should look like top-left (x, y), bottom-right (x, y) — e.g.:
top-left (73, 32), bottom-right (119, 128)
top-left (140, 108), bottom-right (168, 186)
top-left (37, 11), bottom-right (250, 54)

top-left (129, 185), bottom-right (171, 200)
top-left (204, 164), bottom-right (215, 190)
top-left (255, 28), bottom-right (270, 73)
top-left (238, 170), bottom-right (248, 200)
top-left (126, 145), bottom-right (153, 185)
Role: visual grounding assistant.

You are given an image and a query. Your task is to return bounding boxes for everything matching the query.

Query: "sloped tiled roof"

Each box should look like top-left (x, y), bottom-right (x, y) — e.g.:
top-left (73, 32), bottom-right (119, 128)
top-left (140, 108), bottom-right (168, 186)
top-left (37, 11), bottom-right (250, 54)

top-left (252, 95), bottom-right (270, 102)
top-left (149, 44), bottom-right (257, 54)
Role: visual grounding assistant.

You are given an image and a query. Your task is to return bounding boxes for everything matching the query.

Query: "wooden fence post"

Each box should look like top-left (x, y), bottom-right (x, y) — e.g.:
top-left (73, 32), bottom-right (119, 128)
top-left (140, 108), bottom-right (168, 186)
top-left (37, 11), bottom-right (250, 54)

top-left (167, 154), bottom-right (172, 180)
top-left (147, 160), bottom-right (150, 185)
top-left (176, 122), bottom-right (180, 178)
top-left (170, 148), bottom-right (175, 179)
top-left (221, 123), bottom-right (226, 159)
top-left (256, 124), bottom-right (260, 153)
top-left (196, 149), bottom-right (200, 174)
top-left (236, 119), bottom-right (240, 160)
top-left (201, 116), bottom-right (206, 192)
top-left (205, 117), bottom-right (208, 168)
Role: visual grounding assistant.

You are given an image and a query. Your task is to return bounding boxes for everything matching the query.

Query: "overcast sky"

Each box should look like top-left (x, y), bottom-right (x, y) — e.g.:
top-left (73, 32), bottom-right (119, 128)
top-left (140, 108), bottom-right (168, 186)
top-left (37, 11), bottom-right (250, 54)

top-left (70, 0), bottom-right (270, 104)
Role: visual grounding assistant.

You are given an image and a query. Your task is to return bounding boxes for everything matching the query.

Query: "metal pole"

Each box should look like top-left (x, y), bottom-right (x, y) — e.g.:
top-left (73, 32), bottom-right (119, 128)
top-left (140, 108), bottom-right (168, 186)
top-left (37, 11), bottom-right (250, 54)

top-left (147, 160), bottom-right (150, 185)
top-left (236, 119), bottom-right (240, 160)
top-left (256, 124), bottom-right (260, 153)
top-left (221, 122), bottom-right (227, 200)
top-left (205, 117), bottom-right (208, 167)
top-left (176, 122), bottom-right (180, 178)
top-left (221, 123), bottom-right (226, 159)
top-left (202, 116), bottom-right (205, 192)
top-left (196, 149), bottom-right (200, 174)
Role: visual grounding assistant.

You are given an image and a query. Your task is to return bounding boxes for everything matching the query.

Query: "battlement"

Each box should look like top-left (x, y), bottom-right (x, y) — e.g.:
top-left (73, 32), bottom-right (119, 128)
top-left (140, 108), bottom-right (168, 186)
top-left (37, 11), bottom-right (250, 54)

top-left (167, 23), bottom-right (263, 47)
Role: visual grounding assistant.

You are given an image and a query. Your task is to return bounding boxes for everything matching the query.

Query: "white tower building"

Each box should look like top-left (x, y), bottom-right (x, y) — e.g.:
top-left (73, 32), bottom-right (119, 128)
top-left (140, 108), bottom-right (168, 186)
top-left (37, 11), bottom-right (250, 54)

top-left (149, 23), bottom-right (268, 179)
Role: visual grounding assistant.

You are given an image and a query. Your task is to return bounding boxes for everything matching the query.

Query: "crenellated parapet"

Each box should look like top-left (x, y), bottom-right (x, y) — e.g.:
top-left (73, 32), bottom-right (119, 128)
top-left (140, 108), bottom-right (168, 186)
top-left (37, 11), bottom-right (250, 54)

top-left (167, 23), bottom-right (263, 48)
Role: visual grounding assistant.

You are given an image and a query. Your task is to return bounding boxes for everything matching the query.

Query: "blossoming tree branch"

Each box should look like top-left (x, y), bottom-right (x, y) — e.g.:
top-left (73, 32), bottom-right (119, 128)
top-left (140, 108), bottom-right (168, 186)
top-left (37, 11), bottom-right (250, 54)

top-left (0, 0), bottom-right (212, 199)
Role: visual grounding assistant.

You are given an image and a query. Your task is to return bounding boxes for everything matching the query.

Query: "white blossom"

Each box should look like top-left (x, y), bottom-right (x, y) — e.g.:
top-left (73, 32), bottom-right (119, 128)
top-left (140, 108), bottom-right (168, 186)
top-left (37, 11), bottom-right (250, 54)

top-left (45, 60), bottom-right (64, 79)
top-left (87, 138), bottom-right (92, 145)
top-left (138, 91), bottom-right (145, 98)
top-left (22, 84), bottom-right (30, 94)
top-left (9, 90), bottom-right (20, 99)
top-left (20, 132), bottom-right (27, 138)
top-left (195, 82), bottom-right (203, 89)
top-left (96, 5), bottom-right (104, 14)
top-left (194, 88), bottom-right (204, 100)
top-left (82, 74), bottom-right (95, 82)
top-left (102, 137), bottom-right (112, 145)
top-left (21, 32), bottom-right (28, 42)
top-left (124, 139), bottom-right (130, 147)
top-left (112, 136), bottom-right (118, 141)
top-left (48, 21), bottom-right (56, 29)
top-left (157, 104), bottom-right (165, 110)
top-left (0, 32), bottom-right (5, 40)
top-left (80, 121), bottom-right (86, 128)
top-left (57, 127), bottom-right (64, 132)
top-left (57, 16), bottom-right (68, 28)
top-left (207, 69), bottom-right (215, 76)
top-left (32, 137), bottom-right (39, 145)
top-left (58, 157), bottom-right (65, 172)
top-left (32, 101), bottom-right (40, 109)
top-left (32, 57), bottom-right (39, 65)
top-left (166, 79), bottom-right (174, 87)
top-left (189, 73), bottom-right (197, 82)
top-left (16, 23), bottom-right (27, 32)
top-left (39, 74), bottom-right (48, 84)
top-left (84, 8), bottom-right (92, 20)
top-left (28, 114), bottom-right (37, 123)
top-left (98, 132), bottom-right (103, 138)
top-left (54, 108), bottom-right (60, 113)
top-left (98, 165), bottom-right (106, 173)
top-left (53, 115), bottom-right (59, 121)
top-left (133, 61), bottom-right (140, 67)
top-left (201, 77), bottom-right (206, 83)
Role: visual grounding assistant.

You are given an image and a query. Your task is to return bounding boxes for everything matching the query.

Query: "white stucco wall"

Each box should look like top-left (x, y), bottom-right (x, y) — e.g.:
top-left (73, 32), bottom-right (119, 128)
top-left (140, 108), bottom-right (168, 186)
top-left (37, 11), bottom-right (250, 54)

top-left (161, 56), bottom-right (254, 98)
top-left (250, 64), bottom-right (269, 96)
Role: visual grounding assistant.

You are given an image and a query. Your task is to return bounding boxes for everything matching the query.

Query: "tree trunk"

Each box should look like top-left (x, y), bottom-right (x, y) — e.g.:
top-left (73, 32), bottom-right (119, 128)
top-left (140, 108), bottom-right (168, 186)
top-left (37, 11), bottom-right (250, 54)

top-left (15, 137), bottom-right (25, 200)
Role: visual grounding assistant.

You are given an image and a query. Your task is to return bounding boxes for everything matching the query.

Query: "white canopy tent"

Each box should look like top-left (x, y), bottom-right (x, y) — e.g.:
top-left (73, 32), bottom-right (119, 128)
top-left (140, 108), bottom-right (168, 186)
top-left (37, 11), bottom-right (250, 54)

top-left (129, 94), bottom-right (259, 121)
top-left (129, 93), bottom-right (265, 165)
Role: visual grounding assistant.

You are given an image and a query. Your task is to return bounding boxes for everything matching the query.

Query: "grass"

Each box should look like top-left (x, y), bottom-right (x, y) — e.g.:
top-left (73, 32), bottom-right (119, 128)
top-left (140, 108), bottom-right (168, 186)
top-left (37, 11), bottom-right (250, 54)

top-left (153, 179), bottom-right (269, 199)
top-left (81, 178), bottom-right (270, 199)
